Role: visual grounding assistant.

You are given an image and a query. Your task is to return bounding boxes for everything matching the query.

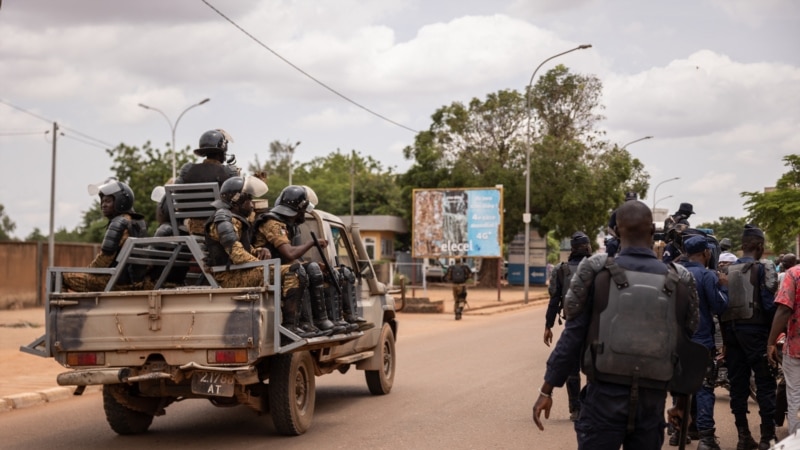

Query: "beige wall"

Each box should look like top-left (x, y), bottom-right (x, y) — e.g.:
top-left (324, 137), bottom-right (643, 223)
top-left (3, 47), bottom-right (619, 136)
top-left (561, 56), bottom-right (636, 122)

top-left (358, 230), bottom-right (396, 261)
top-left (0, 242), bottom-right (98, 309)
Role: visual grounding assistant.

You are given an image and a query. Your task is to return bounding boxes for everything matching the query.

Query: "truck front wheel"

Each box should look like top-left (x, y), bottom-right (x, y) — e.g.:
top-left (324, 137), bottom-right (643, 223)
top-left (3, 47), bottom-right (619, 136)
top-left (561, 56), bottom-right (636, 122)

top-left (365, 323), bottom-right (396, 395)
top-left (269, 351), bottom-right (316, 435)
top-left (102, 385), bottom-right (155, 435)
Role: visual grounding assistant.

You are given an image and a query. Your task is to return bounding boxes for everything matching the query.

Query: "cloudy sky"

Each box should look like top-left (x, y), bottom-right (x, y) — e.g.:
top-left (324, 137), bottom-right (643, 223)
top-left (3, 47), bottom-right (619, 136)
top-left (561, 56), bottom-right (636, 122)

top-left (1, 0), bottom-right (798, 239)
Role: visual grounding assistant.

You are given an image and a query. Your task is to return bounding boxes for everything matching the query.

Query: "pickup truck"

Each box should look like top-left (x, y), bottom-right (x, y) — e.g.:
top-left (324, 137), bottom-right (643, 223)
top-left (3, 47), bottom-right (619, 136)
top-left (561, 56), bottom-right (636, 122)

top-left (22, 183), bottom-right (398, 436)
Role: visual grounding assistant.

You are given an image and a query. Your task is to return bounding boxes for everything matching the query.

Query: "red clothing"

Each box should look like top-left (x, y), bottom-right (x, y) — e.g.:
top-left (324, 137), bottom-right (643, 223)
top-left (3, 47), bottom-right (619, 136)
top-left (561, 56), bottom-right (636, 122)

top-left (776, 265), bottom-right (800, 358)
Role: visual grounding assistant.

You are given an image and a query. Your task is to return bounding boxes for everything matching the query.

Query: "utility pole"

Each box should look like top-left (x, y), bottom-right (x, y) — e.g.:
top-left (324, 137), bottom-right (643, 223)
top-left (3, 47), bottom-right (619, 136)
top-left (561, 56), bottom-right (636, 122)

top-left (350, 150), bottom-right (355, 226)
top-left (48, 122), bottom-right (57, 267)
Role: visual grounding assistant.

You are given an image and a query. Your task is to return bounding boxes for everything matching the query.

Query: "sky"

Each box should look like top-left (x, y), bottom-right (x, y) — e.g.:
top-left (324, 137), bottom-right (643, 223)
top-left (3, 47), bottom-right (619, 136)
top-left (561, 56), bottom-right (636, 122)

top-left (1, 0), bottom-right (798, 240)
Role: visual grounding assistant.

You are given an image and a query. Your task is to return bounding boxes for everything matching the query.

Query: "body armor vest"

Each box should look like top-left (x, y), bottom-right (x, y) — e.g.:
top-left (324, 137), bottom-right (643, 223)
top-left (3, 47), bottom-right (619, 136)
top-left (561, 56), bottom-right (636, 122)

top-left (583, 265), bottom-right (680, 390)
top-left (180, 162), bottom-right (232, 186)
top-left (721, 262), bottom-right (762, 323)
top-left (253, 212), bottom-right (295, 265)
top-left (204, 210), bottom-right (251, 268)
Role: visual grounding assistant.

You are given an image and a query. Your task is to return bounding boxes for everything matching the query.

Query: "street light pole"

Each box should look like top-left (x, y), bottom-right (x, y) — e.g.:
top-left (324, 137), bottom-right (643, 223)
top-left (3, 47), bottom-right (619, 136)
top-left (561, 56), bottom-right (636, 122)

top-left (138, 98), bottom-right (211, 180)
top-left (524, 44), bottom-right (591, 304)
top-left (654, 195), bottom-right (673, 210)
top-left (621, 135), bottom-right (653, 150)
top-left (652, 177), bottom-right (680, 212)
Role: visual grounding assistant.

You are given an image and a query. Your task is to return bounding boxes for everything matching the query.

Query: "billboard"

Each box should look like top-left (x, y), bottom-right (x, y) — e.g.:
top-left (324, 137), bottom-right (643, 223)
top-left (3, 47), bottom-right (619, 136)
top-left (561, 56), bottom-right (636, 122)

top-left (412, 187), bottom-right (503, 258)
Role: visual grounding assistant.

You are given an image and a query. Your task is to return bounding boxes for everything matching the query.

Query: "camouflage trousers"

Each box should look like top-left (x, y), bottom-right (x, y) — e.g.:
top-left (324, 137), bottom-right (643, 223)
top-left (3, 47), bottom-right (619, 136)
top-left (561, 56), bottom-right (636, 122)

top-left (214, 266), bottom-right (265, 288)
top-left (452, 284), bottom-right (467, 309)
top-left (61, 273), bottom-right (149, 292)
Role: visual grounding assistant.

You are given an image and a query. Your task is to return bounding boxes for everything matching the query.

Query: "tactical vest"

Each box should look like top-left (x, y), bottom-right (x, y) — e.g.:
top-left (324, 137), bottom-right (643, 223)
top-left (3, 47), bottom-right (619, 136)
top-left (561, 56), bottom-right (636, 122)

top-left (252, 212), bottom-right (295, 265)
top-left (204, 211), bottom-right (251, 268)
top-left (181, 162), bottom-right (232, 186)
top-left (559, 263), bottom-right (578, 302)
top-left (721, 262), bottom-right (763, 324)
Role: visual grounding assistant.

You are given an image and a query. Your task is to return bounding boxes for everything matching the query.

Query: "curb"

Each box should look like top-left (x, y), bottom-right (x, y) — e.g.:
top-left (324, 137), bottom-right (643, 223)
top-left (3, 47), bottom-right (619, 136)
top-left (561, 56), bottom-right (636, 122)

top-left (0, 385), bottom-right (100, 414)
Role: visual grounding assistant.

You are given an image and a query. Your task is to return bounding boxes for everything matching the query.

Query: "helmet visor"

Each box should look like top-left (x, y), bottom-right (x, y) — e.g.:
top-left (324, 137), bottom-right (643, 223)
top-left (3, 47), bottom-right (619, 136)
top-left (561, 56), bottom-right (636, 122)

top-left (302, 185), bottom-right (318, 212)
top-left (242, 176), bottom-right (268, 198)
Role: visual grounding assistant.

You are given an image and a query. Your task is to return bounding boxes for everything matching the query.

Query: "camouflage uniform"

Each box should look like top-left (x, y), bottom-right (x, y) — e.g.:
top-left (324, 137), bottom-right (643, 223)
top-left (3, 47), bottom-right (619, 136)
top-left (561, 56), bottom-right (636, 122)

top-left (253, 219), bottom-right (300, 296)
top-left (445, 263), bottom-right (471, 320)
top-left (206, 216), bottom-right (264, 288)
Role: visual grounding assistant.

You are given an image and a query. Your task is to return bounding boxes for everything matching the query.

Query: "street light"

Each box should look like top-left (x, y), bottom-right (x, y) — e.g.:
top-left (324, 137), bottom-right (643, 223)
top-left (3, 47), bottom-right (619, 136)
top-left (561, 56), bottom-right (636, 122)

top-left (621, 135), bottom-right (653, 150)
top-left (654, 195), bottom-right (673, 210)
top-left (652, 177), bottom-right (680, 212)
top-left (138, 98), bottom-right (211, 180)
top-left (524, 44), bottom-right (592, 304)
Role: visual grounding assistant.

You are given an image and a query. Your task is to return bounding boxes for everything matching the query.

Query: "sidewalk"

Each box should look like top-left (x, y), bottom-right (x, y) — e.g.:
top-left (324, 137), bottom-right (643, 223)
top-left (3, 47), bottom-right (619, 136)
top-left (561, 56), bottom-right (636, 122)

top-left (0, 283), bottom-right (549, 413)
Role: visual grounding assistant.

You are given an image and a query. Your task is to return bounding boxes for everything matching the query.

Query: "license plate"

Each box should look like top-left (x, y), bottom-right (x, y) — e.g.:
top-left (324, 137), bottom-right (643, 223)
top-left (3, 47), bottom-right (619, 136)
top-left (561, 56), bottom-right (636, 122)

top-left (191, 371), bottom-right (235, 397)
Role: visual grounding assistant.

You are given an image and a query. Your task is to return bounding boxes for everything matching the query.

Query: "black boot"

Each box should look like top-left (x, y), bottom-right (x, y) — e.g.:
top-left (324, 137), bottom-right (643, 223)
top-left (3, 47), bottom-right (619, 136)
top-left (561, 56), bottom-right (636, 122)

top-left (668, 428), bottom-right (690, 446)
top-left (281, 289), bottom-right (316, 339)
top-left (758, 423), bottom-right (776, 450)
top-left (696, 428), bottom-right (721, 450)
top-left (299, 290), bottom-right (330, 337)
top-left (455, 301), bottom-right (463, 320)
top-left (736, 426), bottom-right (758, 450)
top-left (326, 273), bottom-right (357, 333)
top-left (338, 266), bottom-right (373, 331)
top-left (309, 284), bottom-right (337, 333)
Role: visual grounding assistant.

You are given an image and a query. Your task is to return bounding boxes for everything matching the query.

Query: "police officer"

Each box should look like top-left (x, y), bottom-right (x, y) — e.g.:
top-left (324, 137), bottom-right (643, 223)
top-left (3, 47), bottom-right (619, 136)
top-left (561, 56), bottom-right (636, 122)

top-left (720, 224), bottom-right (779, 450)
top-left (680, 236), bottom-right (729, 450)
top-left (204, 175), bottom-right (270, 288)
top-left (177, 129), bottom-right (240, 234)
top-left (252, 185), bottom-right (353, 337)
top-left (532, 200), bottom-right (704, 449)
top-left (543, 231), bottom-right (591, 422)
top-left (63, 179), bottom-right (148, 292)
top-left (604, 191), bottom-right (637, 258)
top-left (444, 259), bottom-right (471, 320)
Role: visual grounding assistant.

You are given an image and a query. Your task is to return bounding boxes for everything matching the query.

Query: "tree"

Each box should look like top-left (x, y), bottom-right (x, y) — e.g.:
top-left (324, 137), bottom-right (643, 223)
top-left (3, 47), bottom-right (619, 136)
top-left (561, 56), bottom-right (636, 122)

top-left (0, 204), bottom-right (16, 241)
top-left (741, 154), bottom-right (800, 253)
top-left (25, 227), bottom-right (46, 242)
top-left (400, 66), bottom-right (649, 287)
top-left (696, 216), bottom-right (748, 252)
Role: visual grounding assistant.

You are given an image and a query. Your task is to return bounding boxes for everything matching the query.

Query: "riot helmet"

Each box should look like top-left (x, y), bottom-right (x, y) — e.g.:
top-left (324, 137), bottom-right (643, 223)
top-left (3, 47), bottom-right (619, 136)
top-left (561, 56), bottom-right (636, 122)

top-left (216, 175), bottom-right (268, 209)
top-left (88, 178), bottom-right (135, 214)
top-left (272, 185), bottom-right (314, 219)
top-left (194, 129), bottom-right (233, 157)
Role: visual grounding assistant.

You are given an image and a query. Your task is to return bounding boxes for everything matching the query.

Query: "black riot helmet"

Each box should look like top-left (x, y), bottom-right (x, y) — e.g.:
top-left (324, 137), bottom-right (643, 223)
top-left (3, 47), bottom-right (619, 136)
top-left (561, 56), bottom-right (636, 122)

top-left (214, 176), bottom-right (268, 209)
top-left (272, 185), bottom-right (315, 217)
top-left (194, 129), bottom-right (232, 157)
top-left (91, 179), bottom-right (135, 214)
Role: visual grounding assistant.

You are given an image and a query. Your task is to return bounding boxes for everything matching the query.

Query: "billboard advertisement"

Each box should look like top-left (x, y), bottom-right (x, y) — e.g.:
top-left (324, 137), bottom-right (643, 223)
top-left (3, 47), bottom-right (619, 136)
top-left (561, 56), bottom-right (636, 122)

top-left (412, 187), bottom-right (503, 258)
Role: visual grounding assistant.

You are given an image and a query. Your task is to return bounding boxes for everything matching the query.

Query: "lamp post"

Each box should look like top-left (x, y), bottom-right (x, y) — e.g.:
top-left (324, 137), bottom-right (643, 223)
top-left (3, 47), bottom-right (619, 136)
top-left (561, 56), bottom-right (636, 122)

top-left (652, 177), bottom-right (680, 212)
top-left (621, 135), bottom-right (653, 150)
top-left (654, 195), bottom-right (673, 210)
top-left (138, 98), bottom-right (211, 180)
top-left (524, 44), bottom-right (592, 304)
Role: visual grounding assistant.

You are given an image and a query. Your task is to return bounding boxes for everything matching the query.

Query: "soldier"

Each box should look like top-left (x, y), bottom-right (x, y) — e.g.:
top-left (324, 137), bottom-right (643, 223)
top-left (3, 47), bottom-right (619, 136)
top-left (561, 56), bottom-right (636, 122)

top-left (204, 175), bottom-right (271, 288)
top-left (63, 179), bottom-right (148, 292)
top-left (177, 129), bottom-right (240, 234)
top-left (543, 231), bottom-right (591, 422)
top-left (720, 224), bottom-right (779, 450)
top-left (679, 236), bottom-right (729, 450)
top-left (662, 202), bottom-right (695, 264)
top-left (533, 200), bottom-right (705, 449)
top-left (251, 185), bottom-right (343, 337)
top-left (444, 259), bottom-right (471, 320)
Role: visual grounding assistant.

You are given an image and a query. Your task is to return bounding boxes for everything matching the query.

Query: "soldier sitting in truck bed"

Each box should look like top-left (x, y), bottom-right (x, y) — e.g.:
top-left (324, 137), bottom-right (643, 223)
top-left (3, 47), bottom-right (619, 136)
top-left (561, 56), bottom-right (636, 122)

top-left (63, 178), bottom-right (148, 292)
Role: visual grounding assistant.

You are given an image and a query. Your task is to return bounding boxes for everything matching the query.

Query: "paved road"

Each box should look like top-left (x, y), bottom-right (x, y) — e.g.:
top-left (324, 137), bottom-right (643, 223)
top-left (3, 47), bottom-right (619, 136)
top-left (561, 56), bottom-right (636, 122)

top-left (0, 299), bottom-right (789, 449)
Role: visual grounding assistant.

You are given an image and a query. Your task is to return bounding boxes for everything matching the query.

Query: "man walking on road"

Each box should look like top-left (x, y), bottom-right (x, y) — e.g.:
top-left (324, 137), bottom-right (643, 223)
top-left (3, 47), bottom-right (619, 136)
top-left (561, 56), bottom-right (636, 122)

top-left (532, 200), bottom-right (704, 450)
top-left (768, 263), bottom-right (800, 435)
top-left (543, 231), bottom-right (591, 422)
top-left (445, 259), bottom-right (471, 320)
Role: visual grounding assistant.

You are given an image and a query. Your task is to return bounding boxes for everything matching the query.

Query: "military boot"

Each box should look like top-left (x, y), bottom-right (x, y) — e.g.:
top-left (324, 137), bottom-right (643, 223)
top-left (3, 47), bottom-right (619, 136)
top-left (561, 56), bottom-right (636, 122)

top-left (668, 429), bottom-right (690, 446)
top-left (309, 284), bottom-right (337, 333)
top-left (298, 290), bottom-right (330, 337)
top-left (322, 287), bottom-right (347, 335)
top-left (736, 426), bottom-right (758, 450)
top-left (338, 266), bottom-right (373, 331)
top-left (696, 428), bottom-right (721, 450)
top-left (758, 423), bottom-right (777, 450)
top-left (281, 290), bottom-right (316, 339)
top-left (326, 274), bottom-right (356, 333)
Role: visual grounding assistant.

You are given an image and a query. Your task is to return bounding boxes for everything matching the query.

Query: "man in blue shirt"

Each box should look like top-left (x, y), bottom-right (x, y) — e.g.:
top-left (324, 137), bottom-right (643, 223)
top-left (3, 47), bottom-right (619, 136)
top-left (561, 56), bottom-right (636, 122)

top-left (720, 224), bottom-right (779, 449)
top-left (680, 235), bottom-right (729, 449)
top-left (532, 200), bottom-right (701, 449)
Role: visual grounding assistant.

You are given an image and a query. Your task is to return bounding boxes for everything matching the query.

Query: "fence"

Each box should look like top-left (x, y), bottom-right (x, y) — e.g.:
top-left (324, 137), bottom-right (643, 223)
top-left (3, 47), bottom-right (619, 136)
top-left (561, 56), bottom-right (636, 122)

top-left (0, 241), bottom-right (99, 309)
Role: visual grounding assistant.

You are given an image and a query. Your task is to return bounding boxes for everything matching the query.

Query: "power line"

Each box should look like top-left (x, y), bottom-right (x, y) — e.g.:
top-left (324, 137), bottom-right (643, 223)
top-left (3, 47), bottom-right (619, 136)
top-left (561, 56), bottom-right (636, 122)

top-left (0, 98), bottom-right (114, 148)
top-left (201, 0), bottom-right (419, 134)
top-left (0, 130), bottom-right (49, 136)
top-left (60, 132), bottom-right (110, 150)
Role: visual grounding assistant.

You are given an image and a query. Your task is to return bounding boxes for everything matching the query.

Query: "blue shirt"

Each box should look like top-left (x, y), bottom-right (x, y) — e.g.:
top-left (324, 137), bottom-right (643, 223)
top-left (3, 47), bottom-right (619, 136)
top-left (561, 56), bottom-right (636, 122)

top-left (681, 261), bottom-right (728, 349)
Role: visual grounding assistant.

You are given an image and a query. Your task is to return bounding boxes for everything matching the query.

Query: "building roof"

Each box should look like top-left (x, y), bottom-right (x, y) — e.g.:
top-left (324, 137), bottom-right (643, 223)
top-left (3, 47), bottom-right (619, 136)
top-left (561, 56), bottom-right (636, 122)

top-left (338, 215), bottom-right (408, 234)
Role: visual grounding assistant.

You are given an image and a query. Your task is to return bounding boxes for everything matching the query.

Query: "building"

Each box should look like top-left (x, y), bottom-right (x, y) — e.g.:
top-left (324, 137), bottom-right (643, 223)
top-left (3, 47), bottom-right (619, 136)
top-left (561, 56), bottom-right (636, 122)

top-left (338, 215), bottom-right (408, 261)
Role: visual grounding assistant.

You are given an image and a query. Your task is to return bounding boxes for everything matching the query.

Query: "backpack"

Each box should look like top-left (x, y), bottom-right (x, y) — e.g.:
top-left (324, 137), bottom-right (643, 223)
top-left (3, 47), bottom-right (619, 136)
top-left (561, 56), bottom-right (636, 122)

top-left (450, 264), bottom-right (469, 284)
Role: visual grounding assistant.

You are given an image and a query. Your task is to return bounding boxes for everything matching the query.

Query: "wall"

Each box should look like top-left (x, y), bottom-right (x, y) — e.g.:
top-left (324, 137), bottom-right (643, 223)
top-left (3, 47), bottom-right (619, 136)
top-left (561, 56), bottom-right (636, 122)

top-left (0, 242), bottom-right (98, 309)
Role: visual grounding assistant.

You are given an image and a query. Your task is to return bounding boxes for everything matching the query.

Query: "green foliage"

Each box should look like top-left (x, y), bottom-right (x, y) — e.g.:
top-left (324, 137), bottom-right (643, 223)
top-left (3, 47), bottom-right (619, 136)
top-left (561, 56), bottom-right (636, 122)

top-left (546, 232), bottom-right (561, 264)
top-left (741, 154), bottom-right (800, 253)
top-left (696, 216), bottom-right (748, 252)
top-left (25, 227), bottom-right (46, 242)
top-left (0, 204), bottom-right (16, 241)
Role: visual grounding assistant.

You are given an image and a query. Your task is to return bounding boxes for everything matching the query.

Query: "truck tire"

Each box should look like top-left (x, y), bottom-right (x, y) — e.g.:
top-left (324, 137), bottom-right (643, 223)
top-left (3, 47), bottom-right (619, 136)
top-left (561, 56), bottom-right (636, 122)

top-left (365, 323), bottom-right (395, 395)
top-left (102, 385), bottom-right (154, 435)
top-left (269, 351), bottom-right (316, 435)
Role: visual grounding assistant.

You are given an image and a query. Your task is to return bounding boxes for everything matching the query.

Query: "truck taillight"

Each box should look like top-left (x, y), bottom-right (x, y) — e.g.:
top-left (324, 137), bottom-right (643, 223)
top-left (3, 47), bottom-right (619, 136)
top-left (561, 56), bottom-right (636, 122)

top-left (207, 349), bottom-right (247, 364)
top-left (66, 352), bottom-right (105, 366)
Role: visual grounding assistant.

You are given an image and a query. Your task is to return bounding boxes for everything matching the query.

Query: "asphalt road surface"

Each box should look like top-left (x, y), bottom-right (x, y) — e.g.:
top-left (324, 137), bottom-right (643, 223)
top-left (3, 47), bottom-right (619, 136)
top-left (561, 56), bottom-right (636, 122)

top-left (0, 305), bottom-right (787, 449)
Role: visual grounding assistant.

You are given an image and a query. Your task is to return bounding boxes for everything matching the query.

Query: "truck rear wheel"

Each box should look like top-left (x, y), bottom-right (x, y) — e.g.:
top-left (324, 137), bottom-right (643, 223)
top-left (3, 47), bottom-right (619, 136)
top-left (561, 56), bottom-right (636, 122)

top-left (102, 385), bottom-right (155, 435)
top-left (365, 323), bottom-right (395, 395)
top-left (269, 351), bottom-right (316, 435)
